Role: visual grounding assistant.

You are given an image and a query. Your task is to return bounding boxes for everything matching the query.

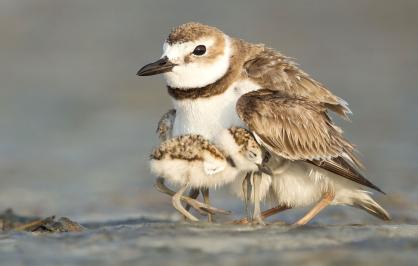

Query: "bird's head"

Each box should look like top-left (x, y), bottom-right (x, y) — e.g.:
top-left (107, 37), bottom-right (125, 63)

top-left (213, 128), bottom-right (266, 174)
top-left (137, 22), bottom-right (232, 88)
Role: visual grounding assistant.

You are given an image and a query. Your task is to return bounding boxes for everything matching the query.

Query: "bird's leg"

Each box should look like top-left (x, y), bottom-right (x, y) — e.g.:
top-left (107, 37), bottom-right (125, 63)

top-left (263, 205), bottom-right (290, 220)
top-left (242, 172), bottom-right (253, 222)
top-left (154, 177), bottom-right (231, 216)
top-left (293, 191), bottom-right (335, 226)
top-left (230, 173), bottom-right (254, 225)
top-left (185, 189), bottom-right (200, 212)
top-left (231, 205), bottom-right (289, 225)
top-left (252, 172), bottom-right (265, 225)
top-left (155, 178), bottom-right (210, 216)
top-left (201, 188), bottom-right (213, 223)
top-left (182, 188), bottom-right (200, 221)
top-left (172, 185), bottom-right (199, 222)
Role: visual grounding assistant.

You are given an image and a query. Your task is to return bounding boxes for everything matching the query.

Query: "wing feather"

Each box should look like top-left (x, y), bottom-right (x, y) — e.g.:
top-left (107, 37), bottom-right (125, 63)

top-left (238, 90), bottom-right (346, 161)
top-left (244, 47), bottom-right (351, 119)
top-left (237, 90), bottom-right (383, 192)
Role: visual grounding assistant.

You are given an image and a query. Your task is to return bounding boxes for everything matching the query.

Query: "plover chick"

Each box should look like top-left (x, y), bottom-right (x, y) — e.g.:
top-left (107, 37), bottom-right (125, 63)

top-left (214, 127), bottom-right (272, 224)
top-left (150, 127), bottom-right (269, 222)
top-left (150, 134), bottom-right (232, 222)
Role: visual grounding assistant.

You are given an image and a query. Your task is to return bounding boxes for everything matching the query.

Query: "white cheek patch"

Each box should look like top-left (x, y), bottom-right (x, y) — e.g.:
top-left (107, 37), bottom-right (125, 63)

top-left (162, 38), bottom-right (215, 64)
top-left (162, 35), bottom-right (232, 89)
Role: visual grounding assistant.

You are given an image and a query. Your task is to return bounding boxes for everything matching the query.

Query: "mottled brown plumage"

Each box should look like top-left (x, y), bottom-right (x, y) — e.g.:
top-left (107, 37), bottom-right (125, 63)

top-left (243, 47), bottom-right (351, 119)
top-left (228, 127), bottom-right (252, 147)
top-left (151, 134), bottom-right (225, 162)
top-left (228, 127), bottom-right (260, 155)
top-left (237, 89), bottom-right (350, 161)
top-left (167, 22), bottom-right (223, 45)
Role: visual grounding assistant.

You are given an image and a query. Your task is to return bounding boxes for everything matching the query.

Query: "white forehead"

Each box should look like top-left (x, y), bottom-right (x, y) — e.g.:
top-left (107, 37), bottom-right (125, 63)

top-left (162, 37), bottom-right (216, 60)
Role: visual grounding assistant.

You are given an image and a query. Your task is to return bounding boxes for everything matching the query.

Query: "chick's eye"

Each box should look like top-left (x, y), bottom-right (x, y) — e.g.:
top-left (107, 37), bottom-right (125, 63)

top-left (192, 45), bottom-right (206, 56)
top-left (248, 151), bottom-right (257, 159)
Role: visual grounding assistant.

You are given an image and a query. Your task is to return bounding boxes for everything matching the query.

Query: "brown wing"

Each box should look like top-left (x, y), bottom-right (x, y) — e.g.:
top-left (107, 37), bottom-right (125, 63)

top-left (244, 47), bottom-right (351, 120)
top-left (237, 90), bottom-right (383, 192)
top-left (310, 158), bottom-right (384, 194)
top-left (237, 90), bottom-right (351, 161)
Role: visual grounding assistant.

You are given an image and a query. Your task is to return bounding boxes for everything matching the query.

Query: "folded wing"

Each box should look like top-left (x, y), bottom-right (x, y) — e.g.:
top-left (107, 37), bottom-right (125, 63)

top-left (245, 47), bottom-right (351, 120)
top-left (236, 89), bottom-right (383, 193)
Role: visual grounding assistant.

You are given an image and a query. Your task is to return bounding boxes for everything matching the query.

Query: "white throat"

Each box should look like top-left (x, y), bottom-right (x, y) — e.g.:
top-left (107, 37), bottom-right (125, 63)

top-left (171, 79), bottom-right (261, 140)
top-left (162, 35), bottom-right (232, 89)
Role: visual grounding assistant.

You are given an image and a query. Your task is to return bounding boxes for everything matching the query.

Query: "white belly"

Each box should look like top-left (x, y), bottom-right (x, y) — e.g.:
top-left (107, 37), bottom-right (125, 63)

top-left (150, 158), bottom-right (240, 188)
top-left (268, 158), bottom-right (367, 208)
top-left (269, 159), bottom-right (325, 207)
top-left (172, 80), bottom-right (259, 140)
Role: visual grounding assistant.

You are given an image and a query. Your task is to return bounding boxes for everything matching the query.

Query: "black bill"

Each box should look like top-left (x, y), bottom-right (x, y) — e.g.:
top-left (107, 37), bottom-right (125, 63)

top-left (258, 164), bottom-right (273, 176)
top-left (137, 56), bottom-right (177, 76)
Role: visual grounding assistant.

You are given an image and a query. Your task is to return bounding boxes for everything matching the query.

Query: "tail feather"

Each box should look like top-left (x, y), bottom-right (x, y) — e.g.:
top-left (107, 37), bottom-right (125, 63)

top-left (352, 197), bottom-right (391, 221)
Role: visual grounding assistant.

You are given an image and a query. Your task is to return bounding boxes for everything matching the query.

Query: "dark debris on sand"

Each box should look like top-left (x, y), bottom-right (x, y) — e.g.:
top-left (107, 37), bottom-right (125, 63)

top-left (0, 209), bottom-right (84, 233)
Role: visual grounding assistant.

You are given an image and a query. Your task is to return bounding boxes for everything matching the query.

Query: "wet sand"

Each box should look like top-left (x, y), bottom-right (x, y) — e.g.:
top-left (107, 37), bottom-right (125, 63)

top-left (1, 217), bottom-right (418, 266)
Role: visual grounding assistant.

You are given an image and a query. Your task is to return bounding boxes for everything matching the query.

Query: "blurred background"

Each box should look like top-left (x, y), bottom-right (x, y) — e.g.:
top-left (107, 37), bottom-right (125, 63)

top-left (1, 0), bottom-right (417, 223)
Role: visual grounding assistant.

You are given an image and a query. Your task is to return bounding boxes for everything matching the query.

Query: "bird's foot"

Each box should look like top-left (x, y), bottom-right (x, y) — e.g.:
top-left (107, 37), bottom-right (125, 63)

top-left (228, 217), bottom-right (267, 226)
top-left (154, 178), bottom-right (231, 217)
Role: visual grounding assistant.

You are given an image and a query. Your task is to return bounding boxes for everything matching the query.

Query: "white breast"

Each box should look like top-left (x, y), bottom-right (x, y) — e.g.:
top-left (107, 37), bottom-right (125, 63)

top-left (172, 79), bottom-right (260, 140)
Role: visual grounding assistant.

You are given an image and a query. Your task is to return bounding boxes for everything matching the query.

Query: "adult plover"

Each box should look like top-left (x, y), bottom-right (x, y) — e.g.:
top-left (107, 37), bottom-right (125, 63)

top-left (150, 128), bottom-right (268, 221)
top-left (236, 90), bottom-right (390, 224)
top-left (138, 22), bottom-right (389, 224)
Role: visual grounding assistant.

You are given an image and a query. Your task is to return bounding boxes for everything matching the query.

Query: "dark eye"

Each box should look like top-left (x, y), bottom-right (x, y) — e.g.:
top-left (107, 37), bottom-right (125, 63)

top-left (248, 151), bottom-right (257, 159)
top-left (192, 45), bottom-right (206, 56)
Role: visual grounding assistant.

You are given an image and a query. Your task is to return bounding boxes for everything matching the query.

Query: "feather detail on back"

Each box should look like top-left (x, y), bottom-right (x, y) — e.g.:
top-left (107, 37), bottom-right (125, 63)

top-left (244, 47), bottom-right (351, 120)
top-left (150, 134), bottom-right (225, 162)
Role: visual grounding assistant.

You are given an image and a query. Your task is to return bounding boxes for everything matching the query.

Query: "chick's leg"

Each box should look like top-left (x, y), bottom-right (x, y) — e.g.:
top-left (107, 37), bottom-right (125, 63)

top-left (185, 189), bottom-right (200, 211)
top-left (172, 185), bottom-right (199, 222)
top-left (183, 188), bottom-right (200, 221)
top-left (201, 188), bottom-right (213, 223)
top-left (154, 178), bottom-right (230, 216)
top-left (242, 172), bottom-right (253, 222)
top-left (252, 172), bottom-right (265, 225)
